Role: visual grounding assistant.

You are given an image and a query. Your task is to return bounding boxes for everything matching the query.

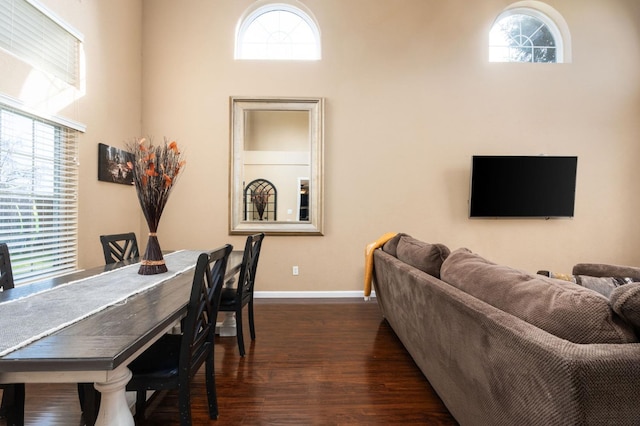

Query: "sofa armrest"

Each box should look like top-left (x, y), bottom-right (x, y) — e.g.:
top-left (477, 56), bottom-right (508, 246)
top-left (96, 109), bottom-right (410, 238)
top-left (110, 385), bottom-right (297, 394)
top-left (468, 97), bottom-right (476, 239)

top-left (572, 263), bottom-right (640, 280)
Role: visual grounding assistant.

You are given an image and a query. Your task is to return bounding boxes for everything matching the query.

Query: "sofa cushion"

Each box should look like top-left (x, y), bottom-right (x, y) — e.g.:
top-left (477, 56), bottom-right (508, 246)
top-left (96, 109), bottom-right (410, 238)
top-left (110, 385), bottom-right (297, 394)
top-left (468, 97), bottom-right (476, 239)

top-left (395, 235), bottom-right (450, 278)
top-left (610, 283), bottom-right (640, 331)
top-left (537, 270), bottom-right (636, 298)
top-left (441, 248), bottom-right (638, 344)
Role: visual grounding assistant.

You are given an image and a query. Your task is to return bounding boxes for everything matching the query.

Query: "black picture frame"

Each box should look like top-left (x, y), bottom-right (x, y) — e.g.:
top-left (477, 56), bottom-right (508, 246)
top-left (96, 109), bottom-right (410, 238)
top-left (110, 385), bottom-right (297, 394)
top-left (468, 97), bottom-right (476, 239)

top-left (98, 143), bottom-right (134, 185)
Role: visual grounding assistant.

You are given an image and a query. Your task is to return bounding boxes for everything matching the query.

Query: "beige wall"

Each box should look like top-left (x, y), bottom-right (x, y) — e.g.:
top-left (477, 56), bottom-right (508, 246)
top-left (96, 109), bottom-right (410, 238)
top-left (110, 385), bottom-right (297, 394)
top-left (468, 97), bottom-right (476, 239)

top-left (5, 1), bottom-right (640, 292)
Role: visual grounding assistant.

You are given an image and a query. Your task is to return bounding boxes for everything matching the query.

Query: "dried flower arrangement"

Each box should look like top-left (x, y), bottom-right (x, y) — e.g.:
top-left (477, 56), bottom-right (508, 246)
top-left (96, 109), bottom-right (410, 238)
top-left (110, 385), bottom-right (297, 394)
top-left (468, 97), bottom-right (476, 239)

top-left (251, 188), bottom-right (271, 220)
top-left (127, 137), bottom-right (185, 275)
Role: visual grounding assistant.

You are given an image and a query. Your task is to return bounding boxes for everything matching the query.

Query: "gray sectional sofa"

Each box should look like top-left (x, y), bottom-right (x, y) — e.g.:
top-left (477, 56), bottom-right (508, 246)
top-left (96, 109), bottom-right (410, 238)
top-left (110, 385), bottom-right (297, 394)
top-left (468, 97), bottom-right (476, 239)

top-left (372, 233), bottom-right (640, 425)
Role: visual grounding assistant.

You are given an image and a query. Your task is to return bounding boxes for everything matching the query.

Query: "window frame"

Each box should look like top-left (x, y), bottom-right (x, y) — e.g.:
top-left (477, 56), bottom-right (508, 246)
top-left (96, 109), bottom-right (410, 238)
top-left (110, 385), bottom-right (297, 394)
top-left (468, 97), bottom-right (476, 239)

top-left (489, 2), bottom-right (571, 64)
top-left (0, 99), bottom-right (80, 285)
top-left (235, 2), bottom-right (321, 61)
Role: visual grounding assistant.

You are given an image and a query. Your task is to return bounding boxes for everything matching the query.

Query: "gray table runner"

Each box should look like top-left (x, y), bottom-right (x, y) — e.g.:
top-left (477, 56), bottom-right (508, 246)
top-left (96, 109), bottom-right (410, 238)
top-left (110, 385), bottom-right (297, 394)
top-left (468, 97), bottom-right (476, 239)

top-left (0, 250), bottom-right (201, 357)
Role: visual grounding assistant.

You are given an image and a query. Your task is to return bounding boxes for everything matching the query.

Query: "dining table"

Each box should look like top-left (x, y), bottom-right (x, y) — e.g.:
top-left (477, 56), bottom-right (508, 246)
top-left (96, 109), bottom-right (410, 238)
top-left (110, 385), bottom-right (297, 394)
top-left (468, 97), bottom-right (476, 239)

top-left (0, 249), bottom-right (242, 426)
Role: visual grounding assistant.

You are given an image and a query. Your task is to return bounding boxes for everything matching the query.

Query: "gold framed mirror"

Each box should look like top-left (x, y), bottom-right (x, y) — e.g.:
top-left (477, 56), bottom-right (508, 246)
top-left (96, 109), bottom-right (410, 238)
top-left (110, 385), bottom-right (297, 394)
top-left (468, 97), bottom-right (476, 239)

top-left (229, 97), bottom-right (324, 235)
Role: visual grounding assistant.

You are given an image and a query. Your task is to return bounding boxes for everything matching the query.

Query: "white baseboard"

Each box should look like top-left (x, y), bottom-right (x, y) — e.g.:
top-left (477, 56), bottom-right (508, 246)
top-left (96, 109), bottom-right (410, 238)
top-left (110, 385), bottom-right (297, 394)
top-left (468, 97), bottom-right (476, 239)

top-left (254, 291), bottom-right (376, 299)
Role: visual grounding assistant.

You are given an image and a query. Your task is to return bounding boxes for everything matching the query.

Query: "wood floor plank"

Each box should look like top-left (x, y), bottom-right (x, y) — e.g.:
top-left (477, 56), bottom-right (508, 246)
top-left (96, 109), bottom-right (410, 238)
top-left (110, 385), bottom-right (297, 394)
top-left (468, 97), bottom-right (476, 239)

top-left (0, 299), bottom-right (457, 425)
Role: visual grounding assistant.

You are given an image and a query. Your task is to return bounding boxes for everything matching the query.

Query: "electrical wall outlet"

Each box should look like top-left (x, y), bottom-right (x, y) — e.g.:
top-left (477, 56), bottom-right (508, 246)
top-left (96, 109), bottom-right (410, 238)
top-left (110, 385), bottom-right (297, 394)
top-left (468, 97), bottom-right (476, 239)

top-left (292, 266), bottom-right (299, 276)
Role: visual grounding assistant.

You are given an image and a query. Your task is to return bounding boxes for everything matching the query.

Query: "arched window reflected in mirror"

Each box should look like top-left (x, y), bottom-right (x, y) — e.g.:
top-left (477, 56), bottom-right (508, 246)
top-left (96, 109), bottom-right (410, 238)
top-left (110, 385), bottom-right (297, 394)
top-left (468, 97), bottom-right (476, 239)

top-left (244, 178), bottom-right (277, 221)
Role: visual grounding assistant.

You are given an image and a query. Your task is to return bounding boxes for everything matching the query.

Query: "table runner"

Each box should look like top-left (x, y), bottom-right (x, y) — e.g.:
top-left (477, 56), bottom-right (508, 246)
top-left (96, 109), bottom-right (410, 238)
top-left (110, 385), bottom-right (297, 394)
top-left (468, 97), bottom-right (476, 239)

top-left (0, 250), bottom-right (201, 357)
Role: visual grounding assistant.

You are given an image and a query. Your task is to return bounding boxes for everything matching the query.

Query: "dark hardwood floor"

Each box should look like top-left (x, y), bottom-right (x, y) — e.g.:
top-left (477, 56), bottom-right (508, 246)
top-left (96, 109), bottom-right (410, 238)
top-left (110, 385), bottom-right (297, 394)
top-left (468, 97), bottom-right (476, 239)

top-left (1, 299), bottom-right (457, 425)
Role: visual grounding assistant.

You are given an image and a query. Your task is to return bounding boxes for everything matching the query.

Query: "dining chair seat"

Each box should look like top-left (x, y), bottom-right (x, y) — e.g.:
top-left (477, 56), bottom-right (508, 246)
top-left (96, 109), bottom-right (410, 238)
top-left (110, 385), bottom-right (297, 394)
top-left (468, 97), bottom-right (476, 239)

top-left (127, 334), bottom-right (182, 383)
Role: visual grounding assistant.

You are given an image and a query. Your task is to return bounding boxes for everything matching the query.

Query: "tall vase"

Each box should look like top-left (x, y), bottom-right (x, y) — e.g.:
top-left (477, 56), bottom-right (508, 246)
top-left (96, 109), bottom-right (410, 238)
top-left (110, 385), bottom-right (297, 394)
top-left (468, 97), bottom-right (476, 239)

top-left (255, 201), bottom-right (266, 220)
top-left (139, 232), bottom-right (167, 275)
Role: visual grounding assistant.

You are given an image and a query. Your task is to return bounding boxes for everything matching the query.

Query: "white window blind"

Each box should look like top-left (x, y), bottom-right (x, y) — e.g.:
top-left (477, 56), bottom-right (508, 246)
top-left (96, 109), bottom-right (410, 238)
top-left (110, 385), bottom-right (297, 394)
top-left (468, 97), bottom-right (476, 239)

top-left (0, 104), bottom-right (79, 284)
top-left (0, 0), bottom-right (82, 86)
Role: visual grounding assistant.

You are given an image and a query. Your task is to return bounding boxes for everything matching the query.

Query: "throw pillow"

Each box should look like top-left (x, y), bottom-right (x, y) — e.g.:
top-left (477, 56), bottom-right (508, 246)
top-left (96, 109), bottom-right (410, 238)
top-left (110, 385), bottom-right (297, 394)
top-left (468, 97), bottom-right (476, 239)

top-left (573, 263), bottom-right (640, 281)
top-left (381, 232), bottom-right (410, 257)
top-left (395, 235), bottom-right (450, 278)
top-left (610, 283), bottom-right (640, 331)
top-left (441, 249), bottom-right (637, 344)
top-left (537, 270), bottom-right (577, 283)
top-left (537, 270), bottom-right (635, 298)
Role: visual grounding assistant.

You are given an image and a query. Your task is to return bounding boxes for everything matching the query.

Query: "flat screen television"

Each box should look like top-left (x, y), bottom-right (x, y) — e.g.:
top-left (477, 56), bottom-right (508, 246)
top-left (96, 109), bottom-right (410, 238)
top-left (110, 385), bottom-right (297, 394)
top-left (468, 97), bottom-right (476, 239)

top-left (469, 156), bottom-right (577, 218)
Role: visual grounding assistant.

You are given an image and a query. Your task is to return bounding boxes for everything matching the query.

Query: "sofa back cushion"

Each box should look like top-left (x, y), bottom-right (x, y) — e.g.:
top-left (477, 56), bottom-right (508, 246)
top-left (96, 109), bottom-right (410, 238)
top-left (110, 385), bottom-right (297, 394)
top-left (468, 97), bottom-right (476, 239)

top-left (394, 235), bottom-right (450, 278)
top-left (440, 248), bottom-right (638, 344)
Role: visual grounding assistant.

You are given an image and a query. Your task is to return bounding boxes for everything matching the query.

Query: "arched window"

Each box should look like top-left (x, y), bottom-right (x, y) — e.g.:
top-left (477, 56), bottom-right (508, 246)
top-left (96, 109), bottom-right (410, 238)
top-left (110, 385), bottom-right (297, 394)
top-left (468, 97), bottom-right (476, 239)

top-left (489, 2), bottom-right (571, 63)
top-left (235, 3), bottom-right (321, 60)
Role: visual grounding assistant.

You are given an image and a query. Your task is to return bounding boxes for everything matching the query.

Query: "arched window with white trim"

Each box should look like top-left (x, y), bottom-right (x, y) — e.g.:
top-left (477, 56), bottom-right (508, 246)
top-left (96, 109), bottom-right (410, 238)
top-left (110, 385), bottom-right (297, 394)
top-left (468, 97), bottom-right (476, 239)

top-left (235, 3), bottom-right (321, 60)
top-left (489, 2), bottom-right (571, 63)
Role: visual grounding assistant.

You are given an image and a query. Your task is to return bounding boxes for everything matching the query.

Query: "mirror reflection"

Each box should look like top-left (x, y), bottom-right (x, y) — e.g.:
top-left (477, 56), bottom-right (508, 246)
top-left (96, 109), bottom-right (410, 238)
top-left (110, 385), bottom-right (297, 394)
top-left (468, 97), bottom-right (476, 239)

top-left (230, 97), bottom-right (324, 235)
top-left (243, 110), bottom-right (308, 222)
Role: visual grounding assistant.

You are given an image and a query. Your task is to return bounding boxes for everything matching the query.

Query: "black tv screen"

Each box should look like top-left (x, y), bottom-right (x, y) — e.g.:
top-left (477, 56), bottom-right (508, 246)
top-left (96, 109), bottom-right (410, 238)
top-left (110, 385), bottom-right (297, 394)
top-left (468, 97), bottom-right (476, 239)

top-left (469, 156), bottom-right (577, 218)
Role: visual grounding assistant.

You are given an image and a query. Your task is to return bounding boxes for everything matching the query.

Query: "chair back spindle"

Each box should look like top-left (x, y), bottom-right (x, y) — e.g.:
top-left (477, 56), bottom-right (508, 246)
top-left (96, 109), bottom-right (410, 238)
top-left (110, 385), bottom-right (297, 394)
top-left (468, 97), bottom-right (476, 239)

top-left (100, 232), bottom-right (139, 264)
top-left (237, 233), bottom-right (264, 304)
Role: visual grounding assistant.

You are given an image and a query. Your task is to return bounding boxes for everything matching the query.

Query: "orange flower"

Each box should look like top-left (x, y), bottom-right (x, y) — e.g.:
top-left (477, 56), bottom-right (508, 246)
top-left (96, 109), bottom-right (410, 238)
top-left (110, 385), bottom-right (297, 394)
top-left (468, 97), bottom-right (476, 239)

top-left (146, 163), bottom-right (159, 177)
top-left (127, 136), bottom-right (184, 196)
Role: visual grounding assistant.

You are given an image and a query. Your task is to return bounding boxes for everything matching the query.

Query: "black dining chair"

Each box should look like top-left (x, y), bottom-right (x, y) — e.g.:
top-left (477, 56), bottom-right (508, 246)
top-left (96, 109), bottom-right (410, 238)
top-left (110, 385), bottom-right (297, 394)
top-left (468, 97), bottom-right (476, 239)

top-left (219, 233), bottom-right (264, 357)
top-left (125, 244), bottom-right (232, 424)
top-left (0, 243), bottom-right (26, 426)
top-left (99, 232), bottom-right (139, 264)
